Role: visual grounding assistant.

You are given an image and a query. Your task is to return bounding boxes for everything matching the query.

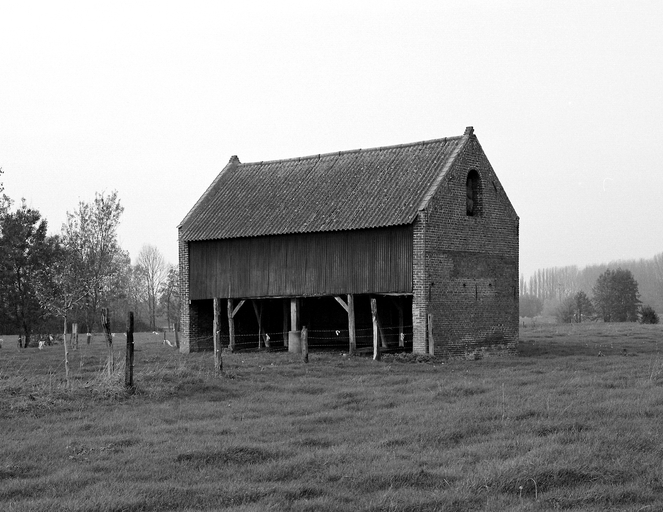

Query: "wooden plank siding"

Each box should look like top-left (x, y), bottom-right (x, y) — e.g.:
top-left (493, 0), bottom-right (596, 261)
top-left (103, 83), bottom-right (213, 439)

top-left (189, 225), bottom-right (413, 300)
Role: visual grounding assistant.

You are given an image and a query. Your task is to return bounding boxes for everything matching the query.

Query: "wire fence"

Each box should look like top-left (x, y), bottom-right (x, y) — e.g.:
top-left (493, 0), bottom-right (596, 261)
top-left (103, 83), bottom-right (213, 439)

top-left (195, 324), bottom-right (414, 353)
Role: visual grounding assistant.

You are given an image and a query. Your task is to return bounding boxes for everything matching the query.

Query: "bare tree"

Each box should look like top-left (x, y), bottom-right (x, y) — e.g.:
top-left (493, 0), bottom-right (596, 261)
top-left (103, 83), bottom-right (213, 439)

top-left (136, 244), bottom-right (167, 330)
top-left (159, 265), bottom-right (179, 331)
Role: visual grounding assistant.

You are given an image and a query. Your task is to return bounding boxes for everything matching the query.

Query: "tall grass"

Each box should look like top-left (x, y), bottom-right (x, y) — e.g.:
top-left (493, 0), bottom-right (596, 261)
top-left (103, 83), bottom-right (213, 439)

top-left (1, 325), bottom-right (663, 511)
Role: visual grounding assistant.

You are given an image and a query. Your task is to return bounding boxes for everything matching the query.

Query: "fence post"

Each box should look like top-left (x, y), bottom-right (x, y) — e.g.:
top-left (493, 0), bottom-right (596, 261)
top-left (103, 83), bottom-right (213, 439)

top-left (63, 316), bottom-right (70, 388)
top-left (227, 299), bottom-right (235, 352)
top-left (301, 326), bottom-right (309, 363)
top-left (213, 298), bottom-right (222, 374)
top-left (348, 294), bottom-right (356, 355)
top-left (125, 312), bottom-right (135, 390)
top-left (371, 297), bottom-right (381, 361)
top-left (102, 308), bottom-right (114, 377)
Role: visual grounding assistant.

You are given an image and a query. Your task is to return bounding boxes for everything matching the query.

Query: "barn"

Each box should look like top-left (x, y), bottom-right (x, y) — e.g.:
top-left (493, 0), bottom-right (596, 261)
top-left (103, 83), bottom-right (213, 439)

top-left (178, 127), bottom-right (519, 358)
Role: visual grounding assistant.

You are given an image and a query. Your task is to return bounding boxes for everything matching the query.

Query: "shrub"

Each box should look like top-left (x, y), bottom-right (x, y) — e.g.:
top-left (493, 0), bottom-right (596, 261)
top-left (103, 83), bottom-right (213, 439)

top-left (640, 305), bottom-right (659, 324)
top-left (556, 296), bottom-right (576, 323)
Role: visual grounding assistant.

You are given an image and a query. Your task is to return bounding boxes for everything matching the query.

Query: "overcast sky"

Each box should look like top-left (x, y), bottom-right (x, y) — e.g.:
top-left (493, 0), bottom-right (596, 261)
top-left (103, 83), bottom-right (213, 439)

top-left (1, 1), bottom-right (661, 279)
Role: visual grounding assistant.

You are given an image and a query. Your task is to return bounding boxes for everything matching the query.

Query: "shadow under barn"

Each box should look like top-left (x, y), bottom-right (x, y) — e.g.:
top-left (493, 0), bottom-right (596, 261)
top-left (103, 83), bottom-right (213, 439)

top-left (192, 295), bottom-right (413, 354)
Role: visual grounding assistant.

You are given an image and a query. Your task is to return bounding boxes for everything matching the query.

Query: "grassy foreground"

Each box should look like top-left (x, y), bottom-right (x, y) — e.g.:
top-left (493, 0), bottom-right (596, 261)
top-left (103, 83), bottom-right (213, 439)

top-left (1, 324), bottom-right (663, 511)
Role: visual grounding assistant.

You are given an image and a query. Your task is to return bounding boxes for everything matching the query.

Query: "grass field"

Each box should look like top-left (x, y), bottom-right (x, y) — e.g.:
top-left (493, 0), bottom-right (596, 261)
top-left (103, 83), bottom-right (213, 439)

top-left (1, 323), bottom-right (663, 511)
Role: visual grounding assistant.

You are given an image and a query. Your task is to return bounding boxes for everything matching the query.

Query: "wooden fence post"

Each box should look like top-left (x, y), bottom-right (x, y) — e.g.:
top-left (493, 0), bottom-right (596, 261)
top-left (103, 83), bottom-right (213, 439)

top-left (348, 294), bottom-right (356, 355)
top-left (371, 297), bottom-right (381, 361)
top-left (282, 300), bottom-right (289, 349)
top-left (102, 308), bottom-right (114, 376)
top-left (63, 316), bottom-right (70, 388)
top-left (125, 312), bottom-right (135, 389)
top-left (301, 326), bottom-right (309, 363)
top-left (227, 299), bottom-right (235, 352)
top-left (213, 298), bottom-right (222, 374)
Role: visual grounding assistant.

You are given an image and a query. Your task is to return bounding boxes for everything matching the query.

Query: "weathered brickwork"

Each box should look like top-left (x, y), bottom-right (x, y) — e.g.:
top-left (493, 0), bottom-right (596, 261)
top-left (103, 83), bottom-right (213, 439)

top-left (411, 213), bottom-right (428, 354)
top-left (178, 231), bottom-right (191, 353)
top-left (415, 135), bottom-right (519, 357)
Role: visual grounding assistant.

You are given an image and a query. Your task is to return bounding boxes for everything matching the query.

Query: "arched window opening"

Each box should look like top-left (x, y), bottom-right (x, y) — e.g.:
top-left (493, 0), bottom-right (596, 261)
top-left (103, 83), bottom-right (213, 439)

top-left (466, 170), bottom-right (482, 216)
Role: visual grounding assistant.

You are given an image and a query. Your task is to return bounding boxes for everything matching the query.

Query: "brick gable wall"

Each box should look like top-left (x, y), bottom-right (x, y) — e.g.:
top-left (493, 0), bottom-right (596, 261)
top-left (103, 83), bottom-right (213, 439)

top-left (415, 135), bottom-right (519, 357)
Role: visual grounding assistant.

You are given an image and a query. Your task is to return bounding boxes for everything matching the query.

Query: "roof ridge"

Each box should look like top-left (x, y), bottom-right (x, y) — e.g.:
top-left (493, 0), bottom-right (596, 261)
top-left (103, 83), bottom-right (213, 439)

top-left (241, 134), bottom-right (464, 167)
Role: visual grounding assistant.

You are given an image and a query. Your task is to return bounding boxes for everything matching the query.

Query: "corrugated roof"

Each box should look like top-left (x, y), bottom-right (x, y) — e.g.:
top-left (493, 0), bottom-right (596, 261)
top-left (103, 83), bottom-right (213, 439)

top-left (179, 129), bottom-right (472, 241)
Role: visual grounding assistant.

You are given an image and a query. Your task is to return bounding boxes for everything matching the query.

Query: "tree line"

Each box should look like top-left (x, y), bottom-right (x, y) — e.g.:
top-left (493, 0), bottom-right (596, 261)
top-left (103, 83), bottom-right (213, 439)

top-left (520, 259), bottom-right (661, 324)
top-left (0, 170), bottom-right (179, 347)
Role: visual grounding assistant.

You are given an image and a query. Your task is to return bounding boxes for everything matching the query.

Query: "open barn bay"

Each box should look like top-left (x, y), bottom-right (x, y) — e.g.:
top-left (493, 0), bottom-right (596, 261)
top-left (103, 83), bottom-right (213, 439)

top-left (1, 324), bottom-right (663, 511)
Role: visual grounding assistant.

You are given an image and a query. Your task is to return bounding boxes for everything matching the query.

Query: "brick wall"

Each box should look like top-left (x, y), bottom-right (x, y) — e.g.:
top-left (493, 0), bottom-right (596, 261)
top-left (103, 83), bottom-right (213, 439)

top-left (178, 231), bottom-right (191, 353)
top-left (412, 212), bottom-right (428, 353)
top-left (421, 135), bottom-right (519, 357)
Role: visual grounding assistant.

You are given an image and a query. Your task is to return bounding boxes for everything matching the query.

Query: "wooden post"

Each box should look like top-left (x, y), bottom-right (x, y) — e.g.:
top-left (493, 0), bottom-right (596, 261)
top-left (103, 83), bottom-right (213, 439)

top-left (63, 316), bottom-right (70, 388)
top-left (227, 299), bottom-right (235, 352)
top-left (392, 299), bottom-right (404, 347)
top-left (348, 294), bottom-right (356, 356)
top-left (427, 313), bottom-right (435, 355)
top-left (282, 300), bottom-right (289, 349)
top-left (301, 325), bottom-right (309, 363)
top-left (371, 297), bottom-right (381, 361)
top-left (125, 312), bottom-right (135, 389)
top-left (290, 298), bottom-right (299, 331)
top-left (213, 298), bottom-right (222, 373)
top-left (252, 300), bottom-right (264, 349)
top-left (101, 308), bottom-right (114, 376)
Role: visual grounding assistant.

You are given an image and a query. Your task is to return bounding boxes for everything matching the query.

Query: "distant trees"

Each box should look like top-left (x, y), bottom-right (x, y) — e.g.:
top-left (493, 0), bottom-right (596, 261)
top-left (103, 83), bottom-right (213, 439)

top-left (592, 268), bottom-right (640, 322)
top-left (159, 266), bottom-right (180, 331)
top-left (556, 291), bottom-right (594, 323)
top-left (523, 265), bottom-right (654, 324)
top-left (556, 296), bottom-right (576, 324)
top-left (0, 170), bottom-right (177, 338)
top-left (573, 291), bottom-right (594, 322)
top-left (0, 201), bottom-right (58, 346)
top-left (522, 252), bottom-right (663, 318)
top-left (640, 305), bottom-right (659, 324)
top-left (61, 191), bottom-right (127, 331)
top-left (136, 244), bottom-right (168, 331)
top-left (519, 293), bottom-right (543, 318)
top-left (34, 234), bottom-right (89, 344)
